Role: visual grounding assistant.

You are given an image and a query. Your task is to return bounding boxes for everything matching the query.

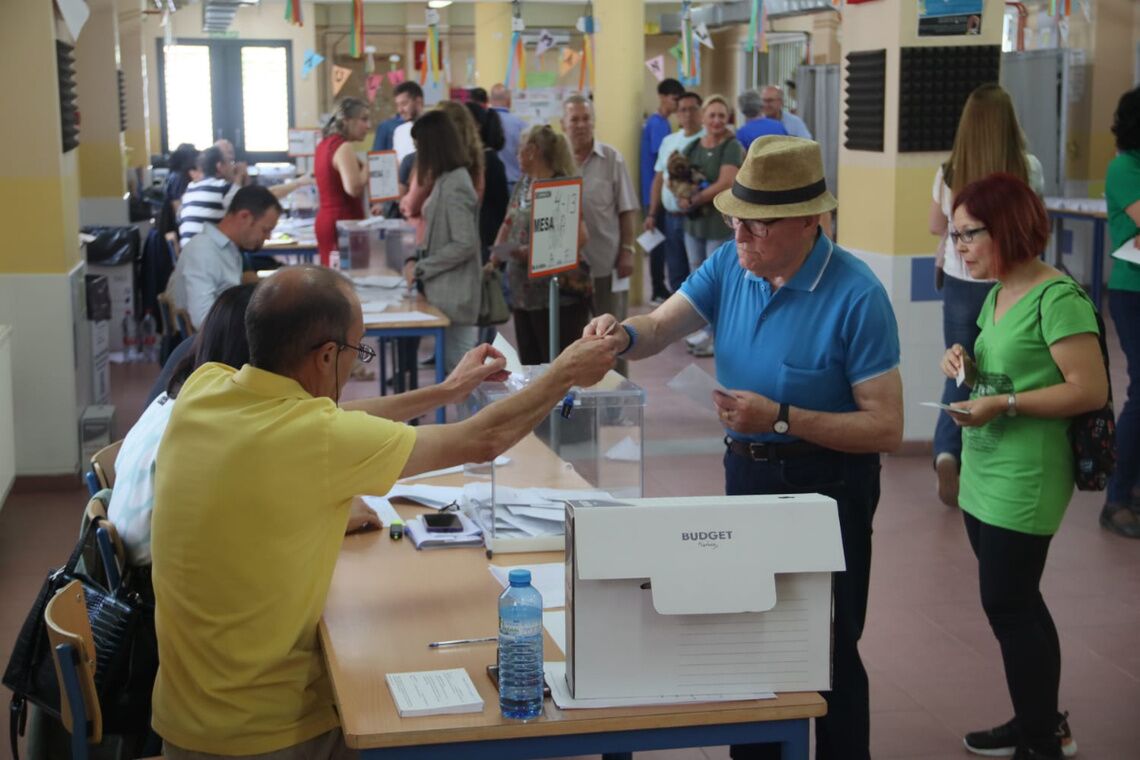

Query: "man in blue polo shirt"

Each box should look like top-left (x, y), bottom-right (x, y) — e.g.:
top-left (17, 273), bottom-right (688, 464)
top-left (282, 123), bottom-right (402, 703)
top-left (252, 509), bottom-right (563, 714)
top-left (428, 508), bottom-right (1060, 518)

top-left (641, 77), bottom-right (685, 303)
top-left (585, 135), bottom-right (902, 760)
top-left (735, 89), bottom-right (787, 150)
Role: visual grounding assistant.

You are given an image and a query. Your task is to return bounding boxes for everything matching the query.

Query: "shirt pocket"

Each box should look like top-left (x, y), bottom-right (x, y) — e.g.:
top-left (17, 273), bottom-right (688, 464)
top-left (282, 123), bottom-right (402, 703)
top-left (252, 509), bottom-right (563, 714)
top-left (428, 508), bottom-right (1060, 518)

top-left (776, 361), bottom-right (847, 412)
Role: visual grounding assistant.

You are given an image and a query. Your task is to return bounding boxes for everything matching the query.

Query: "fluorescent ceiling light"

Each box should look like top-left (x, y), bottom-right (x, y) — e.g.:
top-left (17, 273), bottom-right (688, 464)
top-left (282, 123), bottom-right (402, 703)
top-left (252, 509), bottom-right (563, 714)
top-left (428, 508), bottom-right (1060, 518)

top-left (427, 1), bottom-right (453, 8)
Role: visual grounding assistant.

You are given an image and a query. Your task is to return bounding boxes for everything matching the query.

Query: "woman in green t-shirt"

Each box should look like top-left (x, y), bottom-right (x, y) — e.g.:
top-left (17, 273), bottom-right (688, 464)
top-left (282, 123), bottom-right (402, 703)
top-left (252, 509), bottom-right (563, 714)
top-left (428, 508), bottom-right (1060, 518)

top-left (1102, 86), bottom-right (1140, 537)
top-left (939, 174), bottom-right (1107, 759)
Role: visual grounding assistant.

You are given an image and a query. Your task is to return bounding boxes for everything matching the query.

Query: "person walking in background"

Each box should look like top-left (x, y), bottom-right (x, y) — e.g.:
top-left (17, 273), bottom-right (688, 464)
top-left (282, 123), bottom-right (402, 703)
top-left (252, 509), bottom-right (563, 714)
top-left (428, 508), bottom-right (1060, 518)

top-left (644, 91), bottom-right (704, 295)
top-left (940, 174), bottom-right (1102, 759)
top-left (928, 83), bottom-right (1044, 508)
top-left (489, 125), bottom-right (591, 365)
top-left (676, 94), bottom-right (744, 357)
top-left (761, 86), bottom-right (811, 139)
top-left (313, 98), bottom-right (370, 268)
top-left (563, 94), bottom-right (640, 377)
top-left (490, 83), bottom-right (527, 195)
top-left (641, 78), bottom-right (685, 304)
top-left (1101, 85), bottom-right (1140, 538)
top-left (734, 89), bottom-right (787, 150)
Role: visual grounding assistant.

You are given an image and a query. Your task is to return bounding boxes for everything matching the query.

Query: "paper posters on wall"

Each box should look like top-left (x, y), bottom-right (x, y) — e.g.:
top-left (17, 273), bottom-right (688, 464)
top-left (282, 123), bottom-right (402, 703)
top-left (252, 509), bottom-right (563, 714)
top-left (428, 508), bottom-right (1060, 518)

top-left (512, 87), bottom-right (566, 126)
top-left (387, 69), bottom-right (406, 86)
top-left (366, 74), bottom-right (382, 103)
top-left (528, 178), bottom-right (582, 279)
top-left (287, 128), bottom-right (321, 157)
top-left (535, 29), bottom-right (556, 59)
top-left (332, 65), bottom-right (352, 95)
top-left (559, 48), bottom-right (582, 76)
top-left (645, 55), bottom-right (666, 82)
top-left (917, 0), bottom-right (984, 36)
top-left (368, 151), bottom-right (400, 202)
top-left (301, 49), bottom-right (325, 79)
top-left (694, 22), bottom-right (714, 49)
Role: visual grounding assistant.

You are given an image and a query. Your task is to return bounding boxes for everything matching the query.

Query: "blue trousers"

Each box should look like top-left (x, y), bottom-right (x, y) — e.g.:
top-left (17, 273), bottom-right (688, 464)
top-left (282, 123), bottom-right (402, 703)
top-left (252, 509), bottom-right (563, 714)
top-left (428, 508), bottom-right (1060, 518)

top-left (725, 449), bottom-right (880, 760)
top-left (934, 274), bottom-right (994, 465)
top-left (1108, 288), bottom-right (1140, 504)
top-left (662, 212), bottom-right (690, 294)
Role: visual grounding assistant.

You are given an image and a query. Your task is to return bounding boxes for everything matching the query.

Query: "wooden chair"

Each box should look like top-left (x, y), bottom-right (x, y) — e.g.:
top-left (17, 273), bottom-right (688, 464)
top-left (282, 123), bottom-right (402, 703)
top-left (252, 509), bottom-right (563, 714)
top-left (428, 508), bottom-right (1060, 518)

top-left (155, 292), bottom-right (178, 342)
top-left (45, 580), bottom-right (163, 760)
top-left (90, 439), bottom-right (122, 491)
top-left (83, 494), bottom-right (124, 592)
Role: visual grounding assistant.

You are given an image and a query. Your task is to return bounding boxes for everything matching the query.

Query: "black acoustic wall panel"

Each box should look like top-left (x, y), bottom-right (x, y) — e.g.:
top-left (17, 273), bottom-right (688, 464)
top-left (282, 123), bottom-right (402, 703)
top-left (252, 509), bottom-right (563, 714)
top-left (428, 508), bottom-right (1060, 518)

top-left (57, 40), bottom-right (79, 153)
top-left (898, 45), bottom-right (1000, 152)
top-left (844, 49), bottom-right (886, 152)
top-left (117, 70), bottom-right (127, 133)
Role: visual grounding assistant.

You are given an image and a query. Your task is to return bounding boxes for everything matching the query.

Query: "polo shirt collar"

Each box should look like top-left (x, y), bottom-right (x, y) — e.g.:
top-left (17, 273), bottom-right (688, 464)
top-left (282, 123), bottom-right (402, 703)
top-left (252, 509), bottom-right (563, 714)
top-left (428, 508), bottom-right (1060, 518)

top-left (587, 140), bottom-right (605, 159)
top-left (781, 232), bottom-right (834, 292)
top-left (203, 222), bottom-right (239, 255)
top-left (232, 364), bottom-right (314, 401)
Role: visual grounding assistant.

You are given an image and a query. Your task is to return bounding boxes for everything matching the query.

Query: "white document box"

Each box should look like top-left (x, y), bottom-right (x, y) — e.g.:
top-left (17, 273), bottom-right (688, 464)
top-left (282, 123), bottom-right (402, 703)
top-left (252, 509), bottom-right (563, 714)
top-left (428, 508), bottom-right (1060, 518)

top-left (565, 494), bottom-right (845, 700)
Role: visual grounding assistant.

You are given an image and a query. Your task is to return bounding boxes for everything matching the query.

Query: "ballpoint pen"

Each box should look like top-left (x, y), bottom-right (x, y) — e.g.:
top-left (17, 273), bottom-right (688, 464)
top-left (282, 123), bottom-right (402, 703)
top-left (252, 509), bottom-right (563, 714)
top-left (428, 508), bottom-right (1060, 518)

top-left (428, 636), bottom-right (497, 648)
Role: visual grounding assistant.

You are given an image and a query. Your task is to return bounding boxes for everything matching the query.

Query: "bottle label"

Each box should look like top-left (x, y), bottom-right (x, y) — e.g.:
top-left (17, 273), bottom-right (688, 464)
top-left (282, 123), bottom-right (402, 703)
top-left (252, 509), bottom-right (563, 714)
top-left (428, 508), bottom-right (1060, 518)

top-left (500, 618), bottom-right (541, 637)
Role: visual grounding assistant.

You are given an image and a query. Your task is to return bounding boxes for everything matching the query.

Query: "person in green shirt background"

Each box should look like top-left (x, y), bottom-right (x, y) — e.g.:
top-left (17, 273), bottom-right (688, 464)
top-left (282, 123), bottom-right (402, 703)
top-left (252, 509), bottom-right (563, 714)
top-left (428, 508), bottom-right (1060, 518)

top-left (1102, 86), bottom-right (1140, 538)
top-left (940, 174), bottom-right (1107, 760)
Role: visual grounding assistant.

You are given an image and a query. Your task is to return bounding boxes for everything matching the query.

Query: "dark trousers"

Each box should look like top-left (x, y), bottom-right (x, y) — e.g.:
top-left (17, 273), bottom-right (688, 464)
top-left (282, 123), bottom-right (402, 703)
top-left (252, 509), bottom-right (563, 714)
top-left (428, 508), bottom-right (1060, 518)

top-left (934, 273), bottom-right (993, 465)
top-left (650, 208), bottom-right (669, 299)
top-left (1107, 288), bottom-right (1140, 504)
top-left (963, 511), bottom-right (1061, 751)
top-left (663, 211), bottom-right (690, 294)
top-left (513, 299), bottom-right (592, 365)
top-left (725, 449), bottom-right (880, 760)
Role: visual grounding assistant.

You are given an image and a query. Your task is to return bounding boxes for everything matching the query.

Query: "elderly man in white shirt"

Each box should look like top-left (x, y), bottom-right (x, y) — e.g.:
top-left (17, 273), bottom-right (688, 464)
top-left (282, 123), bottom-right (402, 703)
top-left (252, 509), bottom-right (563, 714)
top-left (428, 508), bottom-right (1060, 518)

top-left (761, 85), bottom-right (812, 139)
top-left (169, 185), bottom-right (282, 329)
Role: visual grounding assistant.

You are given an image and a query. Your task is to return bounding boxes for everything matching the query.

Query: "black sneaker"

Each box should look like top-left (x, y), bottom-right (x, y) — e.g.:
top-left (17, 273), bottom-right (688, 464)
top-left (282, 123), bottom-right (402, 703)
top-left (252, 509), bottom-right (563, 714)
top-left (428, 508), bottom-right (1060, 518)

top-left (963, 712), bottom-right (1077, 757)
top-left (1012, 746), bottom-right (1062, 760)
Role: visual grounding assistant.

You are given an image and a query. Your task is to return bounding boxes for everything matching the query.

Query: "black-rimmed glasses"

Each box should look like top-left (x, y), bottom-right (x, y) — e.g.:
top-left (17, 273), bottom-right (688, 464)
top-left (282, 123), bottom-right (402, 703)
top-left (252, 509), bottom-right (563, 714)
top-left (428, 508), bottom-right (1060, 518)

top-left (309, 339), bottom-right (376, 364)
top-left (723, 215), bottom-right (786, 238)
top-left (949, 226), bottom-right (988, 245)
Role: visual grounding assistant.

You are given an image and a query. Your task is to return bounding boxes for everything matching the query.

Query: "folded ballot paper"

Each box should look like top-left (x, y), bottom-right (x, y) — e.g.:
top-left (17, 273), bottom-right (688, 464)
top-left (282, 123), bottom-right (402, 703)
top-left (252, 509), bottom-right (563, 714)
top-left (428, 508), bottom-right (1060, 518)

top-left (1112, 238), bottom-right (1140, 266)
top-left (460, 483), bottom-right (614, 541)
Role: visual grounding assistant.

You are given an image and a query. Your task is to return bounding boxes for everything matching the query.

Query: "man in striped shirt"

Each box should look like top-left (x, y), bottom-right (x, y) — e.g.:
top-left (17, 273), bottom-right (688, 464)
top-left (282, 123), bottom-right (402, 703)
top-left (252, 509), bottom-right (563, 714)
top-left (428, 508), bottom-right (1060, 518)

top-left (178, 146), bottom-right (237, 248)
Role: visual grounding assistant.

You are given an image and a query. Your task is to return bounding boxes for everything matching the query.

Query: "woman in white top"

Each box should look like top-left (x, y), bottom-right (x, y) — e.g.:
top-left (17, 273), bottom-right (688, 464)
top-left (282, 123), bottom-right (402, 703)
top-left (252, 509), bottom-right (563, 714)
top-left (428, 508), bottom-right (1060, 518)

top-left (928, 83), bottom-right (1044, 508)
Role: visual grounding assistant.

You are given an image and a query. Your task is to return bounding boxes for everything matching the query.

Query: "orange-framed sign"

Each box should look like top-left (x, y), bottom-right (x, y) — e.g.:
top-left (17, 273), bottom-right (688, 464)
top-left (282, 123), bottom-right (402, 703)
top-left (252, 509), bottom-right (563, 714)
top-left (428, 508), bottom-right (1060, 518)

top-left (528, 177), bottom-right (582, 279)
top-left (367, 150), bottom-right (400, 202)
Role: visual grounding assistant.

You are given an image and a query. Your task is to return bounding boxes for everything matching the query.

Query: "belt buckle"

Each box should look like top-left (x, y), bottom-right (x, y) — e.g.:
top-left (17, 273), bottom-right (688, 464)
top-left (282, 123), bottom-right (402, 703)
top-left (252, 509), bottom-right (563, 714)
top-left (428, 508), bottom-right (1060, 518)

top-left (747, 442), bottom-right (770, 462)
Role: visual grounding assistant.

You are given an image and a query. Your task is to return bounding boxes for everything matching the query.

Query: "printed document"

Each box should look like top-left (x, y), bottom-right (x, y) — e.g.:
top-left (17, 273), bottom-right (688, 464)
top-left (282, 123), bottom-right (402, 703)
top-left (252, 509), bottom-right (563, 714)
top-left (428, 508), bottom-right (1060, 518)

top-left (385, 668), bottom-right (485, 717)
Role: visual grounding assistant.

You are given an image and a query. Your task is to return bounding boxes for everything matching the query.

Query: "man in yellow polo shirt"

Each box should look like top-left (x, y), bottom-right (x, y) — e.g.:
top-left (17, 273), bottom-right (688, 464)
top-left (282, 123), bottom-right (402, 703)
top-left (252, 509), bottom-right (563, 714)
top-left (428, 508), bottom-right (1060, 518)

top-left (151, 266), bottom-right (616, 758)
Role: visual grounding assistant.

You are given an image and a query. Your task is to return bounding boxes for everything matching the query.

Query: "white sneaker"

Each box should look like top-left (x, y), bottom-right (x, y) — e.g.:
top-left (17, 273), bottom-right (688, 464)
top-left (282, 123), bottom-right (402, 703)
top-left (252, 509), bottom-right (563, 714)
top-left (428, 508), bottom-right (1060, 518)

top-left (684, 329), bottom-right (709, 348)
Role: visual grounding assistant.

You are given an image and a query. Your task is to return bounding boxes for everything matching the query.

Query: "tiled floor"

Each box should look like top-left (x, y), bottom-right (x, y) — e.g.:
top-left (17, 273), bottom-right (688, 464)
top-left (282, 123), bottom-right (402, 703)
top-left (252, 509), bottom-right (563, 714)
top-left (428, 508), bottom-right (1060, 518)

top-left (2, 304), bottom-right (1139, 759)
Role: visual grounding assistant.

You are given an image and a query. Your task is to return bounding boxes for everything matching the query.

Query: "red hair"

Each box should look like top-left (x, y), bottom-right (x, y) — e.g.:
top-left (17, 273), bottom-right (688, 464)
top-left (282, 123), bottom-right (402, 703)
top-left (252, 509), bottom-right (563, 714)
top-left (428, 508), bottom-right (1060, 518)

top-left (952, 173), bottom-right (1049, 277)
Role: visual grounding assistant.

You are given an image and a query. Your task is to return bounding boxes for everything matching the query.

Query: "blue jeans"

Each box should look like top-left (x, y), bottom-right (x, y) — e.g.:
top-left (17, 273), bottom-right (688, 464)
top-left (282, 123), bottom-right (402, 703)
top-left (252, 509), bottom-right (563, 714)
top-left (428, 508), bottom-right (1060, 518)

top-left (663, 212), bottom-right (690, 293)
top-left (1108, 289), bottom-right (1140, 503)
top-left (684, 232), bottom-right (725, 273)
top-left (725, 449), bottom-right (880, 760)
top-left (934, 274), bottom-right (994, 465)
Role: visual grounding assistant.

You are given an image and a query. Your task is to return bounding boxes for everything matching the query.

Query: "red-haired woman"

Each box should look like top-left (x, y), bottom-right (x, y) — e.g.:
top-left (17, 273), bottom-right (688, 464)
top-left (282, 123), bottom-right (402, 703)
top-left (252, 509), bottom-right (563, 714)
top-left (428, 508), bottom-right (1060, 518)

top-left (940, 174), bottom-right (1107, 759)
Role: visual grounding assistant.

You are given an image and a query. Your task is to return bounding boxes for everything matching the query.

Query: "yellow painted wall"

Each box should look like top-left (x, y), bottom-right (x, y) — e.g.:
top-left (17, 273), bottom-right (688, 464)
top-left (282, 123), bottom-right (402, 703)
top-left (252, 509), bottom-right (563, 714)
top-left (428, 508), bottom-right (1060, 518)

top-left (1087, 0), bottom-right (1136, 196)
top-left (119, 8), bottom-right (151, 171)
top-left (76, 4), bottom-right (126, 198)
top-left (0, 2), bottom-right (82, 274)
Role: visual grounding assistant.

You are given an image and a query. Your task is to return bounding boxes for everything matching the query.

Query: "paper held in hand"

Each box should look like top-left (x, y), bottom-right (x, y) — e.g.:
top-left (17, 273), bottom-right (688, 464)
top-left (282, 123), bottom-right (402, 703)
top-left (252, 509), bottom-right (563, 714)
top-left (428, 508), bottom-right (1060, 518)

top-left (1111, 237), bottom-right (1140, 266)
top-left (529, 178), bottom-right (582, 278)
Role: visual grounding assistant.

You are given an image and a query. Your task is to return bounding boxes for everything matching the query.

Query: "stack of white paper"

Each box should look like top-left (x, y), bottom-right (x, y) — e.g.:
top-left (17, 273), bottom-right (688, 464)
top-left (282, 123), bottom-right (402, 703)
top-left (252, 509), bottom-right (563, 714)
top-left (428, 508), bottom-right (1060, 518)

top-left (385, 668), bottom-right (485, 717)
top-left (461, 483), bottom-right (613, 540)
top-left (404, 512), bottom-right (484, 549)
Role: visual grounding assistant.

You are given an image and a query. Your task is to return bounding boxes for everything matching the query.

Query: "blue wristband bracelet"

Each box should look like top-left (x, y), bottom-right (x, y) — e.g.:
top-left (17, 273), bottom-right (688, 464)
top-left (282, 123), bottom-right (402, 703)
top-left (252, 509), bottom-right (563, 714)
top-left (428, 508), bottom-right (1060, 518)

top-left (618, 323), bottom-right (637, 356)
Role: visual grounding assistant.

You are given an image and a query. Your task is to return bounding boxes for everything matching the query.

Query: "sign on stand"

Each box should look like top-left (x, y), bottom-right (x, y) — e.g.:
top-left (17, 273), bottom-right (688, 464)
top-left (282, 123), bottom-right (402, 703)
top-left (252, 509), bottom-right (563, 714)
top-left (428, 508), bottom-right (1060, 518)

top-left (367, 150), bottom-right (400, 203)
top-left (528, 177), bottom-right (582, 279)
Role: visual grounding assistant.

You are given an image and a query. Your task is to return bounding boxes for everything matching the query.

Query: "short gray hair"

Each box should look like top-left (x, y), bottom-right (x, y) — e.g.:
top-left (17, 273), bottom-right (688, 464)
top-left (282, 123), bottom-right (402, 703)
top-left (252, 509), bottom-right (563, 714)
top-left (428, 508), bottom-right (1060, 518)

top-left (738, 89), bottom-right (763, 119)
top-left (562, 93), bottom-right (592, 114)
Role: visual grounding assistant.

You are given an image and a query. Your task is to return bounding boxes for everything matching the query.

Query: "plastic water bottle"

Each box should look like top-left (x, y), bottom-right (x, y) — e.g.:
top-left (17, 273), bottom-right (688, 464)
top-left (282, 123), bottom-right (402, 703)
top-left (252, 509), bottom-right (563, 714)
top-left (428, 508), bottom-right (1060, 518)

top-left (498, 568), bottom-right (544, 720)
top-left (140, 310), bottom-right (158, 363)
top-left (121, 309), bottom-right (138, 362)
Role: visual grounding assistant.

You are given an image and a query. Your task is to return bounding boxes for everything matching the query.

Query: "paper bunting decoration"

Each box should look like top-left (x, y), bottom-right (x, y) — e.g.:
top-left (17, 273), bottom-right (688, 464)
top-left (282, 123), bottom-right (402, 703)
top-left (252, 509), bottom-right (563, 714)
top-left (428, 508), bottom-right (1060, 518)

top-left (645, 55), bottom-right (665, 83)
top-left (679, 3), bottom-right (696, 83)
top-left (759, 0), bottom-right (768, 53)
top-left (559, 48), bottom-right (581, 76)
top-left (694, 22), bottom-right (713, 49)
top-left (387, 69), bottom-right (405, 86)
top-left (744, 0), bottom-right (760, 53)
top-left (504, 30), bottom-right (527, 90)
top-left (364, 46), bottom-right (376, 75)
top-left (349, 0), bottom-right (364, 58)
top-left (301, 49), bottom-right (324, 79)
top-left (577, 16), bottom-right (595, 93)
top-left (331, 65), bottom-right (352, 96)
top-left (419, 24), bottom-right (441, 85)
top-left (366, 74), bottom-right (382, 103)
top-left (284, 0), bottom-right (302, 26)
top-left (535, 29), bottom-right (555, 60)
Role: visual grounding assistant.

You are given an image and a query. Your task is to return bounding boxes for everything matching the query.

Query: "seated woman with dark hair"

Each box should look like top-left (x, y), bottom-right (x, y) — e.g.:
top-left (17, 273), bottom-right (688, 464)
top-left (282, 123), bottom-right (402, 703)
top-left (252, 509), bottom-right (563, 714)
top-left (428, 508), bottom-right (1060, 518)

top-left (109, 284), bottom-right (258, 567)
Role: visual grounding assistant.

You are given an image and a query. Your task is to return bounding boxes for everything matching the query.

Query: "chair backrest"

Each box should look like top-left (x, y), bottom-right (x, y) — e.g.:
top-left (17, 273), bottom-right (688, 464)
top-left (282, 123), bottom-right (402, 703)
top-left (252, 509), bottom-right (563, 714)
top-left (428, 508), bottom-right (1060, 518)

top-left (45, 580), bottom-right (103, 749)
top-left (156, 292), bottom-right (177, 340)
top-left (175, 306), bottom-right (197, 336)
top-left (83, 494), bottom-right (125, 586)
top-left (91, 439), bottom-right (122, 490)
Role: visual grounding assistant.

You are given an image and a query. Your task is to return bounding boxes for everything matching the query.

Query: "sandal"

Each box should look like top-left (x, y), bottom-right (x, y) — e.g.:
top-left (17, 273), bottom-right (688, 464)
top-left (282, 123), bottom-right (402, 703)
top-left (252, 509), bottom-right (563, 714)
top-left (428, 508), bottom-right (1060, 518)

top-left (1099, 502), bottom-right (1140, 539)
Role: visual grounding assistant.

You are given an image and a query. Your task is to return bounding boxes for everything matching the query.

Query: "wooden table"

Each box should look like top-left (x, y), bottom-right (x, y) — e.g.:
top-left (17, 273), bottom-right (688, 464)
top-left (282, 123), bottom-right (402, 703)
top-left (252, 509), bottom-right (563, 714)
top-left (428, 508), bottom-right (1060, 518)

top-left (1045, 202), bottom-right (1108, 308)
top-left (262, 239), bottom-right (318, 264)
top-left (363, 297), bottom-right (450, 424)
top-left (321, 451), bottom-right (826, 759)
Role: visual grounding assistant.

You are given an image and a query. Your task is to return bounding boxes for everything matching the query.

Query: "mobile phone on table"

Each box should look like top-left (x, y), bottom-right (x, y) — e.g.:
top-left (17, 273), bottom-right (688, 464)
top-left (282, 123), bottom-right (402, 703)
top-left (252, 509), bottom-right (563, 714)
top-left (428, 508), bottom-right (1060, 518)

top-left (423, 512), bottom-right (464, 533)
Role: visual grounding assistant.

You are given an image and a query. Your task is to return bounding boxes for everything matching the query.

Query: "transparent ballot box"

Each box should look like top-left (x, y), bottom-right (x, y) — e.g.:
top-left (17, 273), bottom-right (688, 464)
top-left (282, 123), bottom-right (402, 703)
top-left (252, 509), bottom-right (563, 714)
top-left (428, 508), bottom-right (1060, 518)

top-left (335, 219), bottom-right (416, 271)
top-left (461, 369), bottom-right (645, 555)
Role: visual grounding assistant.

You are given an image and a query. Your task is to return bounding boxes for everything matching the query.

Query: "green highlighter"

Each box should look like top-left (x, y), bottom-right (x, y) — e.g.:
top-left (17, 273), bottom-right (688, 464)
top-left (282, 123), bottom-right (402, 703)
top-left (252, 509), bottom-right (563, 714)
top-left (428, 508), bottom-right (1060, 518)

top-left (389, 518), bottom-right (405, 541)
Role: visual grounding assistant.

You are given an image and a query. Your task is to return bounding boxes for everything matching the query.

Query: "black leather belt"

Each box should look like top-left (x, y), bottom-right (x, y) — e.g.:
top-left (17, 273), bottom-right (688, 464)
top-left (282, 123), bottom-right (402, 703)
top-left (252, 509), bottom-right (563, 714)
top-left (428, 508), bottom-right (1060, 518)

top-left (724, 436), bottom-right (828, 462)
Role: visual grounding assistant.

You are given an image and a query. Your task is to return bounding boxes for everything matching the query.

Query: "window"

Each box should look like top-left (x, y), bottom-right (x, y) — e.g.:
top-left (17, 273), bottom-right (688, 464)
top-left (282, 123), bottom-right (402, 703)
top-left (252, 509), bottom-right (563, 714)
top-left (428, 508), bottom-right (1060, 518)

top-left (158, 39), bottom-right (294, 162)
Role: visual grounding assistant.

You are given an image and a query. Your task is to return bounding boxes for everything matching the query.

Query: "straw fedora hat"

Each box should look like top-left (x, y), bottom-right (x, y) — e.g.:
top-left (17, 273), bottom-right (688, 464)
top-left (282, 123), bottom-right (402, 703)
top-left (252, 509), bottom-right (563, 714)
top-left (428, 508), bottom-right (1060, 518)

top-left (714, 135), bottom-right (836, 219)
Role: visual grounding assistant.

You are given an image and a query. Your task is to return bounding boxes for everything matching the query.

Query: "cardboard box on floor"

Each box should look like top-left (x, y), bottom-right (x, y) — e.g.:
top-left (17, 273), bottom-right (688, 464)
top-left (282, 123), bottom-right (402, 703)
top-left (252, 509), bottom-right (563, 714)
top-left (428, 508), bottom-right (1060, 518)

top-left (565, 494), bottom-right (844, 700)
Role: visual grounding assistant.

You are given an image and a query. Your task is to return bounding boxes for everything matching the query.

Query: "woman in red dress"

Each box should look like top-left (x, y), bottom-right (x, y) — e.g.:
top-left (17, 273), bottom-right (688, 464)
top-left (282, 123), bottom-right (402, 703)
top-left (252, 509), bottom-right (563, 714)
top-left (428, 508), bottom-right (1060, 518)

top-left (314, 98), bottom-right (371, 267)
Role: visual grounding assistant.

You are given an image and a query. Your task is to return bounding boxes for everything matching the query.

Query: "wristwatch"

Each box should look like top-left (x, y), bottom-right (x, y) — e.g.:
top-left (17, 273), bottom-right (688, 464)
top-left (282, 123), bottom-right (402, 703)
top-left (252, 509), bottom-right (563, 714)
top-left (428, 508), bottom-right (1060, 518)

top-left (1005, 393), bottom-right (1018, 418)
top-left (620, 244), bottom-right (636, 254)
top-left (773, 403), bottom-right (791, 434)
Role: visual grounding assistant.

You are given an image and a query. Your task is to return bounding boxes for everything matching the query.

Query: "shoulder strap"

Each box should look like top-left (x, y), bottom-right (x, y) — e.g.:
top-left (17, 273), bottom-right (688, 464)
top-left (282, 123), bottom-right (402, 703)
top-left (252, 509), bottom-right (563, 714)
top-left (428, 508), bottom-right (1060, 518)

top-left (1036, 277), bottom-right (1111, 376)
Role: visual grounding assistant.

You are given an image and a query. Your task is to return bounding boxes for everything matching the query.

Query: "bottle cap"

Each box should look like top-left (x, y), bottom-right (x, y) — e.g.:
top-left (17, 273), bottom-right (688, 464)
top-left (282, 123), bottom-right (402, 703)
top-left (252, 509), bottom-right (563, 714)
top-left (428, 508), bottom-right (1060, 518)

top-left (508, 569), bottom-right (531, 586)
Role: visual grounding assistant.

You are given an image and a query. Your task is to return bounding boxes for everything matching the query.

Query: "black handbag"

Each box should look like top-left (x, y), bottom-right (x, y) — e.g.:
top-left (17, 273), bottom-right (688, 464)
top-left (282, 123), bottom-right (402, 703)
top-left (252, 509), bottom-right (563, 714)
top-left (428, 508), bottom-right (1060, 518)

top-left (4, 516), bottom-right (155, 759)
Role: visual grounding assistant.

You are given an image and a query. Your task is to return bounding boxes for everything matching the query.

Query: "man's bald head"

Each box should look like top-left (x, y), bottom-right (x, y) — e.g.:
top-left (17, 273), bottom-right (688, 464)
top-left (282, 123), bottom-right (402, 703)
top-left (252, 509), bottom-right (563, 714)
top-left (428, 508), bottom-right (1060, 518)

top-left (246, 266), bottom-right (358, 376)
top-left (490, 84), bottom-right (511, 107)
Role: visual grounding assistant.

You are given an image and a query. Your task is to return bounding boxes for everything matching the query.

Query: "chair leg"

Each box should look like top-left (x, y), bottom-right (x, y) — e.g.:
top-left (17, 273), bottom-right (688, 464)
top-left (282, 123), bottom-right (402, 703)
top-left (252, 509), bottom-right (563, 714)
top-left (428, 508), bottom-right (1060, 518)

top-left (56, 644), bottom-right (90, 760)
